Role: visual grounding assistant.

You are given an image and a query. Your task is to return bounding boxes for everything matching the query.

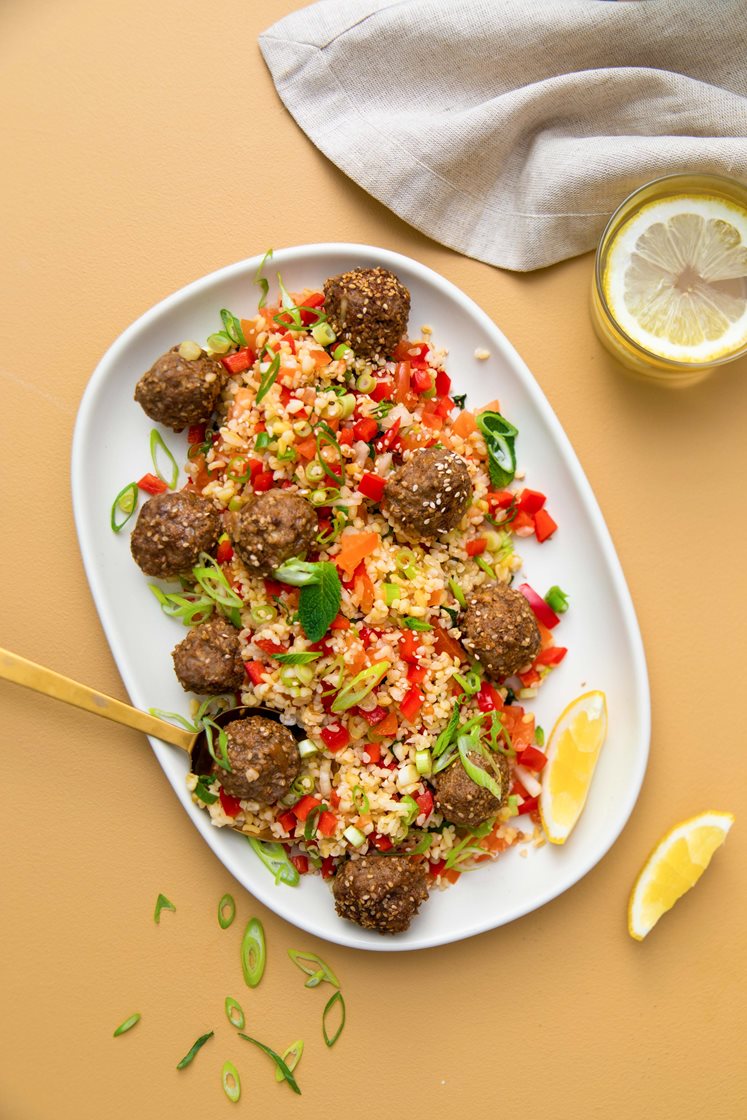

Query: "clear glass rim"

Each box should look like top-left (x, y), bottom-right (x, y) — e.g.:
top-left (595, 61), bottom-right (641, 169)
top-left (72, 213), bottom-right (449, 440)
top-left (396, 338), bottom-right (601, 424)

top-left (594, 172), bottom-right (747, 371)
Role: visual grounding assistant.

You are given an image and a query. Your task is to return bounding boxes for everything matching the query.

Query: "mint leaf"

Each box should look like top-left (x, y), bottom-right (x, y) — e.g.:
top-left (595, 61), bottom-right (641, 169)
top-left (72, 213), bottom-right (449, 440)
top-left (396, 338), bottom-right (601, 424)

top-left (298, 562), bottom-right (341, 642)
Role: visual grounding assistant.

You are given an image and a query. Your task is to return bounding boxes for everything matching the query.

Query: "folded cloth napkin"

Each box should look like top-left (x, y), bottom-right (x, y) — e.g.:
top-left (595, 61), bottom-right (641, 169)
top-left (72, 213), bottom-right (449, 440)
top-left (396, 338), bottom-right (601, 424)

top-left (259, 0), bottom-right (747, 271)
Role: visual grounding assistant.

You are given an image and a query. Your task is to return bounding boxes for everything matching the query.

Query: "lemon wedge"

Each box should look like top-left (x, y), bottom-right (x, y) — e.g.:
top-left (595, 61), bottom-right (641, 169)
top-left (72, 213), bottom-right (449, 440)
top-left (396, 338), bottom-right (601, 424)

top-left (627, 810), bottom-right (735, 941)
top-left (603, 195), bottom-right (747, 364)
top-left (539, 690), bottom-right (608, 845)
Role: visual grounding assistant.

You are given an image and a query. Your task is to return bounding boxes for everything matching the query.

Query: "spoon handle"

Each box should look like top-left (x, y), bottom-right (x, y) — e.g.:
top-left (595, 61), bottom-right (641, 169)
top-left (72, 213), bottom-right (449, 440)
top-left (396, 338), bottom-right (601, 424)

top-left (0, 647), bottom-right (194, 752)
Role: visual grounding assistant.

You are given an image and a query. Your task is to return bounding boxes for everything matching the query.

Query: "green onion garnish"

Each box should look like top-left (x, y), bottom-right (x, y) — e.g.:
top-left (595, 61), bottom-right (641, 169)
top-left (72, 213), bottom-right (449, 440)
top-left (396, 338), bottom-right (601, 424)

top-left (153, 893), bottom-right (175, 924)
top-left (400, 794), bottom-right (420, 825)
top-left (287, 949), bottom-right (340, 989)
top-left (433, 697), bottom-right (465, 758)
top-left (535, 725), bottom-right (545, 747)
top-left (246, 837), bottom-right (300, 887)
top-left (176, 1030), bottom-right (214, 1070)
top-left (254, 431), bottom-right (271, 451)
top-left (447, 578), bottom-right (467, 608)
top-left (415, 748), bottom-right (432, 776)
top-left (218, 893), bottom-right (236, 929)
top-left (220, 308), bottom-right (247, 347)
top-left (256, 347), bottom-right (280, 405)
top-left (149, 707), bottom-right (198, 732)
top-left (201, 717), bottom-right (231, 772)
top-left (206, 331), bottom-right (232, 355)
top-left (352, 786), bottom-right (370, 814)
top-left (331, 660), bottom-right (391, 712)
top-left (383, 582), bottom-right (400, 605)
top-left (343, 824), bottom-right (366, 847)
top-left (193, 552), bottom-right (244, 613)
top-left (275, 1039), bottom-right (304, 1083)
top-left (453, 670), bottom-right (481, 695)
top-left (544, 585), bottom-right (570, 613)
top-left (110, 482), bottom-right (138, 533)
top-left (402, 617), bottom-right (432, 631)
top-left (322, 991), bottom-right (346, 1048)
top-left (316, 508), bottom-right (348, 546)
top-left (149, 429), bottom-right (179, 489)
top-left (225, 997), bottom-right (245, 1030)
top-left (303, 803), bottom-right (323, 842)
top-left (313, 421), bottom-right (346, 486)
top-left (148, 584), bottom-right (215, 627)
top-left (457, 734), bottom-right (502, 800)
top-left (311, 321), bottom-right (336, 347)
top-left (113, 1013), bottom-right (141, 1037)
top-left (254, 248), bottom-right (273, 309)
top-left (240, 917), bottom-right (266, 989)
top-left (238, 1033), bottom-right (302, 1094)
top-left (475, 554), bottom-right (497, 580)
top-left (193, 775), bottom-right (219, 804)
top-left (273, 651), bottom-right (322, 665)
top-left (222, 1060), bottom-right (241, 1103)
top-left (333, 343), bottom-right (352, 360)
top-left (507, 794), bottom-right (520, 816)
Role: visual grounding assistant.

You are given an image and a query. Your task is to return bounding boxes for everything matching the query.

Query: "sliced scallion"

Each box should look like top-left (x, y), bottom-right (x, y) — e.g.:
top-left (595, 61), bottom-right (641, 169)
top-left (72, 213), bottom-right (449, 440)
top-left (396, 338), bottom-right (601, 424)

top-left (256, 347), bottom-right (280, 405)
top-left (254, 248), bottom-right (273, 309)
top-left (192, 553), bottom-right (244, 612)
top-left (193, 775), bottom-right (219, 804)
top-left (453, 670), bottom-right (481, 695)
top-left (246, 837), bottom-right (300, 887)
top-left (150, 429), bottom-right (179, 490)
top-left (255, 430), bottom-right (271, 451)
top-left (273, 651), bottom-right (322, 665)
top-left (225, 996), bottom-right (245, 1030)
top-left (148, 707), bottom-right (197, 733)
top-left (206, 331), bottom-right (232, 355)
top-left (343, 825), bottom-right (366, 847)
top-left (415, 748), bottom-right (432, 776)
top-left (312, 321), bottom-right (336, 346)
top-left (238, 1033), bottom-right (301, 1094)
top-left (314, 420), bottom-right (346, 485)
top-left (222, 1060), bottom-right (241, 1103)
top-left (176, 1030), bottom-right (213, 1070)
top-left (288, 949), bottom-right (340, 989)
top-left (298, 738), bottom-right (319, 759)
top-left (535, 725), bottom-right (545, 747)
top-left (333, 343), bottom-right (353, 360)
top-left (113, 1013), bottom-right (141, 1037)
top-left (220, 308), bottom-right (247, 347)
top-left (110, 482), bottom-right (138, 533)
top-left (476, 410), bottom-right (518, 488)
top-left (331, 660), bottom-right (391, 713)
top-left (250, 602), bottom-right (276, 624)
top-left (545, 585), bottom-right (570, 613)
top-left (457, 735), bottom-right (502, 800)
top-left (383, 582), bottom-right (400, 605)
top-left (153, 893), bottom-right (175, 924)
top-left (240, 917), bottom-right (266, 989)
top-left (218, 893), bottom-right (236, 930)
top-left (400, 794), bottom-right (420, 825)
top-left (201, 717), bottom-right (230, 772)
top-left (275, 1039), bottom-right (304, 1083)
top-left (448, 578), bottom-right (467, 608)
top-left (352, 785), bottom-right (370, 814)
top-left (149, 584), bottom-right (214, 627)
top-left (322, 991), bottom-right (346, 1048)
top-left (475, 554), bottom-right (497, 580)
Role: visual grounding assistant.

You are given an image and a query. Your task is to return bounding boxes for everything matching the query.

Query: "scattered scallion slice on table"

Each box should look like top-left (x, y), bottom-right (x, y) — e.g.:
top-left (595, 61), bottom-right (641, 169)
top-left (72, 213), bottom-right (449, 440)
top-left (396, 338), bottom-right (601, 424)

top-left (176, 1031), bottom-right (214, 1070)
top-left (238, 1034), bottom-right (302, 1094)
top-left (240, 917), bottom-right (266, 989)
top-left (287, 950), bottom-right (340, 989)
top-left (275, 1039), bottom-right (304, 1083)
top-left (322, 991), bottom-right (346, 1048)
top-left (153, 893), bottom-right (175, 924)
top-left (222, 1060), bottom-right (241, 1103)
top-left (113, 1013), bottom-right (141, 1037)
top-left (225, 997), bottom-right (245, 1030)
top-left (217, 893), bottom-right (236, 929)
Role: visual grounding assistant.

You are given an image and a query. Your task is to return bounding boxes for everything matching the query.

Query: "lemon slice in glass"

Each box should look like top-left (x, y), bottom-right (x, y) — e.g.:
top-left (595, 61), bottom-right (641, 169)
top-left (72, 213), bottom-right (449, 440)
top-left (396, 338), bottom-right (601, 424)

top-left (628, 810), bottom-right (735, 940)
top-left (539, 690), bottom-right (608, 845)
top-left (603, 195), bottom-right (747, 364)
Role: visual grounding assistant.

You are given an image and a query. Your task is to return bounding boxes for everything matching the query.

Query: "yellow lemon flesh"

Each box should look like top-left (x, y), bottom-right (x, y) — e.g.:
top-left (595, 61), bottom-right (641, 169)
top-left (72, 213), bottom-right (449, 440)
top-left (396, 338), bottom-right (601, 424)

top-left (627, 810), bottom-right (735, 941)
top-left (603, 195), bottom-right (747, 364)
top-left (539, 690), bottom-right (608, 845)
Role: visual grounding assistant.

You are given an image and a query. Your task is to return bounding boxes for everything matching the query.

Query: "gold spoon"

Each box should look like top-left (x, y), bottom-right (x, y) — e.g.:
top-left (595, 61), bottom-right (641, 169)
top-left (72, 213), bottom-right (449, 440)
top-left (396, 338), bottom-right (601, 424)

top-left (0, 646), bottom-right (297, 842)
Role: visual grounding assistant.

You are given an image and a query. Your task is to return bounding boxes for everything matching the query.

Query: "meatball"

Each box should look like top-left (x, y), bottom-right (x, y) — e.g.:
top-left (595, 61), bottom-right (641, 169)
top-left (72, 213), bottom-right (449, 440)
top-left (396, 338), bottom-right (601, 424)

top-left (432, 751), bottom-right (511, 829)
top-left (461, 583), bottom-right (541, 680)
top-left (130, 490), bottom-right (221, 578)
top-left (214, 716), bottom-right (300, 803)
top-left (134, 346), bottom-right (225, 431)
top-left (323, 267), bottom-right (410, 359)
top-left (233, 490), bottom-right (317, 577)
top-left (172, 616), bottom-right (245, 694)
top-left (332, 855), bottom-right (429, 934)
top-left (384, 446), bottom-right (472, 540)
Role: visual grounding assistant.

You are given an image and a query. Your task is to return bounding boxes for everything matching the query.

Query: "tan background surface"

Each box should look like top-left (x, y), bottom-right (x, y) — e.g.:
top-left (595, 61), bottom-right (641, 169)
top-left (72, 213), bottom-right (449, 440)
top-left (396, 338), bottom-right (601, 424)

top-left (1, 3), bottom-right (745, 1118)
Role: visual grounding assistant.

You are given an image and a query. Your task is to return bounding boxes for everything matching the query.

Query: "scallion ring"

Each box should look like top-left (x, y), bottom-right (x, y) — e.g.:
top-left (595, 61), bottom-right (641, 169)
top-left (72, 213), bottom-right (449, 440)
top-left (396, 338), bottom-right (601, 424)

top-left (149, 429), bottom-right (179, 489)
top-left (153, 893), bottom-right (175, 923)
top-left (352, 785), bottom-right (370, 814)
top-left (246, 837), bottom-right (300, 887)
top-left (225, 997), bottom-right (245, 1030)
top-left (238, 1034), bottom-right (301, 1094)
top-left (239, 917), bottom-right (266, 989)
top-left (113, 1013), bottom-right (141, 1037)
top-left (110, 482), bottom-right (138, 533)
top-left (287, 949), bottom-right (340, 989)
top-left (222, 1060), bottom-right (241, 1103)
top-left (275, 1039), bottom-right (304, 1083)
top-left (256, 347), bottom-right (280, 405)
top-left (218, 893), bottom-right (236, 929)
top-left (201, 718), bottom-right (231, 772)
top-left (322, 991), bottom-right (346, 1048)
top-left (457, 734), bottom-right (503, 800)
top-left (331, 661), bottom-right (391, 713)
top-left (254, 248), bottom-right (273, 309)
top-left (220, 307), bottom-right (247, 347)
top-left (176, 1030), bottom-right (213, 1070)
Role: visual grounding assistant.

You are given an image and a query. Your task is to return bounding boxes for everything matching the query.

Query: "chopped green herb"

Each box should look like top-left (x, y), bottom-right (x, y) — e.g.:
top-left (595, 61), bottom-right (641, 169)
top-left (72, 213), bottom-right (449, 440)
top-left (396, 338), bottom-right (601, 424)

top-left (193, 775), bottom-right (219, 804)
top-left (246, 837), bottom-right (300, 887)
top-left (535, 725), bottom-right (545, 747)
top-left (153, 893), bottom-right (175, 923)
top-left (218, 893), bottom-right (236, 929)
top-left (476, 410), bottom-right (518, 488)
top-left (475, 554), bottom-right (497, 580)
top-left (452, 393), bottom-right (467, 409)
top-left (448, 578), bottom-right (467, 608)
top-left (238, 1034), bottom-right (301, 1094)
top-left (240, 917), bottom-right (266, 988)
top-left (545, 585), bottom-right (570, 613)
top-left (322, 991), bottom-right (346, 1048)
top-left (110, 482), bottom-right (138, 533)
top-left (113, 1013), bottom-right (141, 1037)
top-left (176, 1030), bottom-right (214, 1070)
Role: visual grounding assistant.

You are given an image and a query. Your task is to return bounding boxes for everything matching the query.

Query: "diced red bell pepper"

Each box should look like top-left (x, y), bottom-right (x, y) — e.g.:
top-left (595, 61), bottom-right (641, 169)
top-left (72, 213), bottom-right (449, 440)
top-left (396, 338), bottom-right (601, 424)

top-left (353, 417), bottom-right (379, 443)
top-left (365, 742), bottom-right (382, 764)
top-left (358, 626), bottom-right (381, 648)
top-left (329, 789), bottom-right (341, 809)
top-left (511, 509), bottom-right (535, 534)
top-left (357, 472), bottom-right (386, 502)
top-left (219, 787), bottom-right (242, 818)
top-left (374, 417), bottom-right (401, 453)
top-left (477, 681), bottom-right (503, 712)
top-left (299, 291), bottom-right (325, 325)
top-left (277, 810), bottom-right (298, 833)
top-left (263, 578), bottom-right (285, 599)
top-left (398, 630), bottom-right (421, 664)
top-left (292, 794), bottom-right (321, 822)
top-left (432, 623), bottom-right (468, 664)
top-left (518, 667), bottom-right (541, 687)
top-left (487, 490), bottom-right (516, 510)
top-left (317, 811), bottom-right (338, 838)
top-left (429, 858), bottom-right (446, 877)
top-left (216, 539), bottom-right (234, 564)
top-left (321, 723), bottom-right (351, 753)
top-left (321, 856), bottom-right (337, 879)
top-left (435, 370), bottom-right (452, 397)
top-left (517, 583), bottom-right (561, 629)
top-left (253, 470), bottom-right (274, 493)
top-left (290, 854), bottom-right (309, 874)
top-left (370, 377), bottom-right (393, 402)
top-left (255, 639), bottom-right (288, 655)
top-left (407, 663), bottom-right (427, 685)
top-left (517, 489), bottom-right (547, 515)
top-left (187, 424), bottom-right (206, 445)
top-left (517, 746), bottom-right (548, 772)
top-left (465, 537), bottom-right (487, 556)
top-left (400, 686), bottom-right (425, 723)
top-left (517, 795), bottom-right (539, 815)
top-left (360, 705), bottom-right (388, 726)
top-left (137, 473), bottom-right (168, 495)
top-left (415, 789), bottom-right (434, 819)
top-left (369, 832), bottom-right (393, 851)
top-left (535, 646), bottom-right (568, 667)
top-left (411, 366), bottom-right (433, 394)
top-left (534, 507), bottom-right (558, 543)
top-left (244, 661), bottom-right (266, 685)
top-left (220, 347), bottom-right (256, 375)
top-left (337, 426), bottom-right (354, 446)
top-left (329, 614), bottom-right (351, 631)
top-left (435, 395), bottom-right (454, 418)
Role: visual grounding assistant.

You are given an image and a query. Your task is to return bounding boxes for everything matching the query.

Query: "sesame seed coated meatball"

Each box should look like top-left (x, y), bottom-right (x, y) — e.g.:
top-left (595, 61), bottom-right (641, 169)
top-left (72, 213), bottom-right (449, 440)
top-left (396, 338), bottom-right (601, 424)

top-left (384, 446), bottom-right (473, 540)
top-left (130, 490), bottom-right (221, 578)
top-left (232, 490), bottom-right (317, 577)
top-left (432, 751), bottom-right (511, 829)
top-left (172, 616), bottom-right (245, 694)
top-left (134, 346), bottom-right (226, 431)
top-left (323, 267), bottom-right (410, 359)
top-left (214, 716), bottom-right (300, 803)
top-left (332, 855), bottom-right (429, 934)
top-left (461, 583), bottom-right (541, 680)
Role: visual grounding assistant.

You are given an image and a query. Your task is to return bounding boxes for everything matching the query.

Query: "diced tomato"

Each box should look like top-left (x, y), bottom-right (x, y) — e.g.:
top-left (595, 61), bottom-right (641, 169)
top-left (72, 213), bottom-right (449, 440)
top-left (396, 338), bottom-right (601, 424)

top-left (393, 362), bottom-right (412, 404)
top-left (429, 858), bottom-right (446, 877)
top-left (187, 424), bottom-right (206, 445)
top-left (477, 681), bottom-right (503, 712)
top-left (292, 795), bottom-right (321, 822)
top-left (517, 488), bottom-right (547, 514)
top-left (465, 537), bottom-right (487, 556)
top-left (517, 583), bottom-right (560, 629)
top-left (263, 578), bottom-right (285, 599)
top-left (254, 639), bottom-right (287, 655)
top-left (370, 377), bottom-right (393, 402)
top-left (518, 746), bottom-right (548, 772)
top-left (502, 706), bottom-right (535, 750)
top-left (360, 705), bottom-right (388, 726)
top-left (369, 832), bottom-right (392, 851)
top-left (511, 778), bottom-right (530, 801)
top-left (518, 667), bottom-right (541, 687)
top-left (400, 686), bottom-right (425, 723)
top-left (277, 810), bottom-right (297, 833)
top-left (534, 507), bottom-right (558, 543)
top-left (375, 416), bottom-right (401, 453)
top-left (365, 742), bottom-right (382, 764)
top-left (321, 723), bottom-right (351, 752)
top-left (216, 539), bottom-right (234, 564)
top-left (434, 395), bottom-right (454, 418)
top-left (415, 789), bottom-right (434, 819)
top-left (407, 663), bottom-right (427, 685)
top-left (517, 795), bottom-right (539, 815)
top-left (487, 490), bottom-right (516, 510)
top-left (321, 856), bottom-right (336, 879)
top-left (253, 470), bottom-right (274, 492)
top-left (357, 472), bottom-right (386, 502)
top-left (421, 413), bottom-right (443, 430)
top-left (330, 614), bottom-right (351, 631)
top-left (398, 630), bottom-right (421, 664)
top-left (219, 787), bottom-right (242, 818)
top-left (137, 473), bottom-right (168, 495)
top-left (370, 711), bottom-right (398, 740)
top-left (353, 417), bottom-right (379, 443)
top-left (317, 811), bottom-right (338, 838)
top-left (535, 646), bottom-right (568, 666)
top-left (435, 370), bottom-right (452, 397)
top-left (432, 623), bottom-right (468, 664)
top-left (358, 626), bottom-right (381, 648)
top-left (290, 854), bottom-right (309, 875)
top-left (220, 347), bottom-right (256, 375)
top-left (328, 789), bottom-right (341, 810)
top-left (511, 509), bottom-right (535, 535)
top-left (337, 426), bottom-right (354, 446)
top-left (244, 660), bottom-right (266, 685)
top-left (411, 366), bottom-right (433, 394)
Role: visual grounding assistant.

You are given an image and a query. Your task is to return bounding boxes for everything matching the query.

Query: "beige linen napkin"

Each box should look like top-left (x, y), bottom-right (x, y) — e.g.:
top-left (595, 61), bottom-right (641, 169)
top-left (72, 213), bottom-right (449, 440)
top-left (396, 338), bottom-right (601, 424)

top-left (259, 0), bottom-right (747, 271)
